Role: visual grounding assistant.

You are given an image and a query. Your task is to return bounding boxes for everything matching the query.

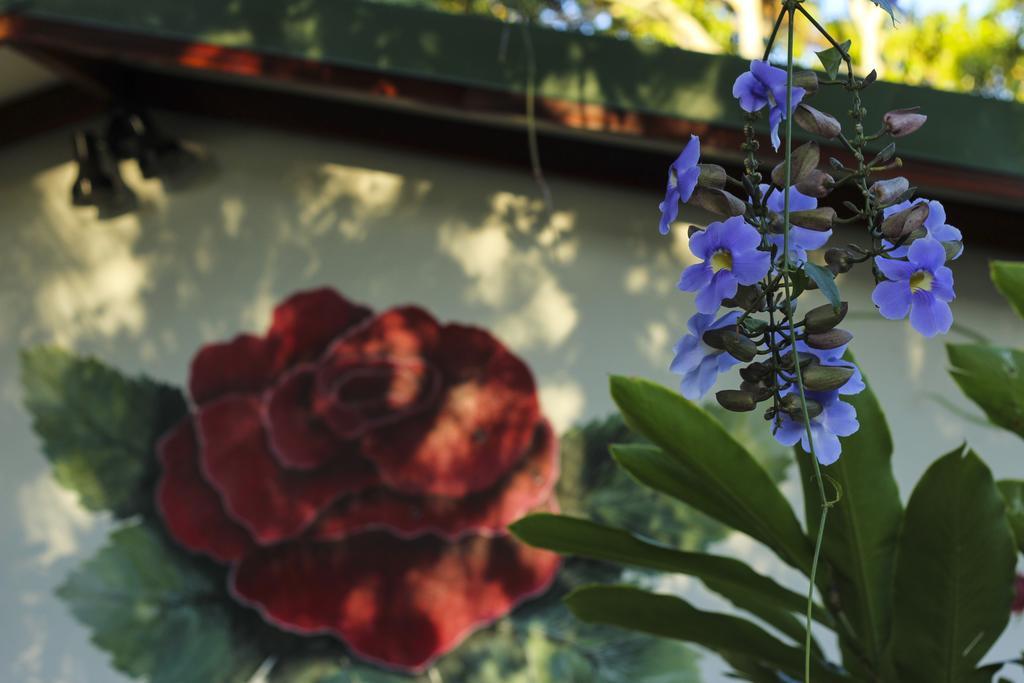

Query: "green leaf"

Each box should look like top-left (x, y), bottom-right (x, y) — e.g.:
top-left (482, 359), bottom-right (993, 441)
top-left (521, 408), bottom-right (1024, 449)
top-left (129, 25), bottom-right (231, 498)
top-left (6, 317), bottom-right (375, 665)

top-left (815, 40), bottom-right (851, 80)
top-left (565, 586), bottom-right (850, 683)
top-left (20, 346), bottom-right (187, 517)
top-left (947, 344), bottom-right (1024, 439)
top-left (609, 376), bottom-right (813, 574)
top-left (889, 447), bottom-right (1017, 683)
top-left (803, 262), bottom-right (841, 312)
top-left (997, 480), bottom-right (1024, 554)
top-left (795, 359), bottom-right (902, 669)
top-left (57, 522), bottom-right (266, 683)
top-left (867, 0), bottom-right (897, 24)
top-left (991, 260), bottom-right (1024, 320)
top-left (511, 513), bottom-right (829, 639)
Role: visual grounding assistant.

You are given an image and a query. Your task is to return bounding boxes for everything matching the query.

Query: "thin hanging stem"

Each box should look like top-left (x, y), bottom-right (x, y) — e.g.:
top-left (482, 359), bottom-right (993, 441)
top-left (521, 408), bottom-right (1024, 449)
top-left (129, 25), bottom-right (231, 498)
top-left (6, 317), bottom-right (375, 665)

top-left (777, 7), bottom-right (831, 682)
top-left (517, 8), bottom-right (553, 210)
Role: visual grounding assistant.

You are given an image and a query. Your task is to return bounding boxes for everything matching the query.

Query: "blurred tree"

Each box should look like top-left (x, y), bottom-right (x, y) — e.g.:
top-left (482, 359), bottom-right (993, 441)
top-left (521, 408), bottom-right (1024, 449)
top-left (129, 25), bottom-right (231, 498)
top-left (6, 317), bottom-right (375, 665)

top-left (879, 1), bottom-right (1024, 100)
top-left (383, 0), bottom-right (1024, 100)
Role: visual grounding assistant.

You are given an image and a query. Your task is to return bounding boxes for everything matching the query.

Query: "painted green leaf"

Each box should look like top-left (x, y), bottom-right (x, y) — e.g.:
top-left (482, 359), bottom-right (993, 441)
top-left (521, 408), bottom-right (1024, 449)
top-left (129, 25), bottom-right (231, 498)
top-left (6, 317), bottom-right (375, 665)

top-left (997, 480), bottom-right (1024, 554)
top-left (815, 40), bottom-right (851, 80)
top-left (803, 262), bottom-right (841, 312)
top-left (555, 414), bottom-right (725, 551)
top-left (609, 376), bottom-right (813, 574)
top-left (991, 260), bottom-right (1024, 320)
top-left (270, 601), bottom-right (700, 682)
top-left (57, 522), bottom-right (266, 683)
top-left (565, 586), bottom-right (850, 683)
top-left (20, 346), bottom-right (187, 517)
top-left (511, 513), bottom-right (828, 641)
top-left (795, 358), bottom-right (902, 671)
top-left (889, 447), bottom-right (1017, 683)
top-left (947, 344), bottom-right (1024, 439)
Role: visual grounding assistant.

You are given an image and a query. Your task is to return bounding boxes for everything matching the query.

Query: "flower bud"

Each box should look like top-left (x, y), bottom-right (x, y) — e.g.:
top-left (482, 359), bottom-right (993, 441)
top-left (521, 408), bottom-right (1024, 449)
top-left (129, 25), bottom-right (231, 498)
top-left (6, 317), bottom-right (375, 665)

top-left (801, 364), bottom-right (855, 392)
top-left (942, 241), bottom-right (963, 262)
top-left (796, 169), bottom-right (835, 198)
top-left (771, 141), bottom-right (820, 188)
top-left (690, 187), bottom-right (747, 217)
top-left (871, 142), bottom-right (897, 166)
top-left (780, 394), bottom-right (824, 419)
top-left (723, 284), bottom-right (765, 312)
top-left (701, 328), bottom-right (729, 351)
top-left (789, 207), bottom-right (836, 231)
top-left (825, 247), bottom-right (853, 275)
top-left (779, 351), bottom-right (817, 371)
top-left (881, 202), bottom-right (929, 241)
top-left (739, 362), bottom-right (771, 382)
top-left (805, 328), bottom-right (853, 350)
top-left (716, 390), bottom-right (757, 413)
top-left (804, 302), bottom-right (848, 333)
top-left (794, 104), bottom-right (841, 139)
top-left (884, 107), bottom-right (927, 137)
top-left (870, 177), bottom-right (910, 207)
top-left (720, 330), bottom-right (758, 362)
top-left (794, 71), bottom-right (819, 95)
top-left (740, 381), bottom-right (773, 402)
top-left (861, 69), bottom-right (878, 88)
top-left (697, 164), bottom-right (727, 190)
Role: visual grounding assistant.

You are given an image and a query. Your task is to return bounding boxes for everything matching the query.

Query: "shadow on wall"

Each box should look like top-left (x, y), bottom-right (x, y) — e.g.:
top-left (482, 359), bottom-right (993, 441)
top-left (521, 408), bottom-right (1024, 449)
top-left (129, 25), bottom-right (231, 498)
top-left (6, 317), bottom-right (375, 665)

top-left (0, 112), bottom-right (713, 431)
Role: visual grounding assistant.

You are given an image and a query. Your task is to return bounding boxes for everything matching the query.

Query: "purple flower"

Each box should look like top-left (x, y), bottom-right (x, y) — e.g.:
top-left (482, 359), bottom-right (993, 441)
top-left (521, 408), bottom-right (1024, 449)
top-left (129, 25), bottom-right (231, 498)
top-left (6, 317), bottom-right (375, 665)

top-left (678, 216), bottom-right (771, 314)
top-left (732, 60), bottom-right (805, 151)
top-left (761, 185), bottom-right (832, 263)
top-left (882, 199), bottom-right (963, 259)
top-left (670, 311), bottom-right (742, 400)
top-left (872, 238), bottom-right (956, 337)
top-left (659, 135), bottom-right (702, 236)
top-left (772, 391), bottom-right (859, 466)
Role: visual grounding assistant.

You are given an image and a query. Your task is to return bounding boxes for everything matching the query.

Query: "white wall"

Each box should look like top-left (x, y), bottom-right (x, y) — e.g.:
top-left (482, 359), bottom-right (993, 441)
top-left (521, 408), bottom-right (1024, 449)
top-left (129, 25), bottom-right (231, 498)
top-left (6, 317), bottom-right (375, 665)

top-left (1, 113), bottom-right (1022, 682)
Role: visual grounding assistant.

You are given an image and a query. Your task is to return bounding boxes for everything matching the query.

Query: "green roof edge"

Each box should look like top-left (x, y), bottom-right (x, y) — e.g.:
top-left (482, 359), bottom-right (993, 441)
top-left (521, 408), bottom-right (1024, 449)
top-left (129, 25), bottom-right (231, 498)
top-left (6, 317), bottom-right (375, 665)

top-left (21, 0), bottom-right (1024, 179)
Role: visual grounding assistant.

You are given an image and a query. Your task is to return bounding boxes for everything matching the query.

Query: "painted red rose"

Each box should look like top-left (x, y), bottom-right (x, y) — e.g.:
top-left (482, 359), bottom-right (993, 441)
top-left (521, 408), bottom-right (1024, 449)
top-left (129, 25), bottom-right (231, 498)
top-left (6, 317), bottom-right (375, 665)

top-left (155, 289), bottom-right (560, 671)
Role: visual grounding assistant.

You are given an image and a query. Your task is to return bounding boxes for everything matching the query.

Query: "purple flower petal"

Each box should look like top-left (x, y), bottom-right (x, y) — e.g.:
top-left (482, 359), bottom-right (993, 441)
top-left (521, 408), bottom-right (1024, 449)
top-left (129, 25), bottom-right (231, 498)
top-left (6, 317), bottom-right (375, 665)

top-left (931, 266), bottom-right (956, 301)
top-left (659, 187), bottom-right (680, 236)
top-left (678, 263), bottom-right (713, 292)
top-left (675, 134), bottom-right (701, 170)
top-left (695, 271), bottom-right (738, 313)
top-left (730, 250), bottom-right (772, 285)
top-left (875, 256), bottom-right (916, 282)
top-left (751, 60), bottom-right (787, 90)
top-left (909, 292), bottom-right (953, 337)
top-left (693, 356), bottom-right (721, 398)
top-left (677, 165), bottom-right (701, 204)
top-left (908, 238), bottom-right (946, 272)
top-left (670, 335), bottom-right (702, 375)
top-left (688, 227), bottom-right (714, 260)
top-left (732, 72), bottom-right (767, 112)
top-left (773, 419), bottom-right (804, 447)
top-left (872, 280), bottom-right (912, 320)
top-left (766, 186), bottom-right (818, 214)
top-left (719, 216), bottom-right (763, 253)
top-left (808, 425), bottom-right (842, 466)
top-left (769, 105), bottom-right (783, 151)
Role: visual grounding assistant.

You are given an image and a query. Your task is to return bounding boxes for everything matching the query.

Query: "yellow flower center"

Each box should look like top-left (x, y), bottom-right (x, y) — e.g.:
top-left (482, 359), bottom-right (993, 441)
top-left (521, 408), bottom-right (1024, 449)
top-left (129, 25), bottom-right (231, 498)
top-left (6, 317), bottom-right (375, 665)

top-left (710, 249), bottom-right (733, 273)
top-left (910, 270), bottom-right (933, 293)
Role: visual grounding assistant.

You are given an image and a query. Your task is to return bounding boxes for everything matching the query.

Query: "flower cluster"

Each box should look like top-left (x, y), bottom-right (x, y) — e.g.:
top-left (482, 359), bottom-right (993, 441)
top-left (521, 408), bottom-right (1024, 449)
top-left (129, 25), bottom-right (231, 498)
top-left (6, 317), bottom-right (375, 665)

top-left (658, 58), bottom-right (963, 465)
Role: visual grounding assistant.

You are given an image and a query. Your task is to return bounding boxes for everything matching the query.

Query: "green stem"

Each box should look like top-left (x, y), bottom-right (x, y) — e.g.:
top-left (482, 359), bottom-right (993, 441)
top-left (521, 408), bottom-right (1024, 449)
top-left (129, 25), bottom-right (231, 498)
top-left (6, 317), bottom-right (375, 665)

top-left (779, 7), bottom-right (831, 682)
